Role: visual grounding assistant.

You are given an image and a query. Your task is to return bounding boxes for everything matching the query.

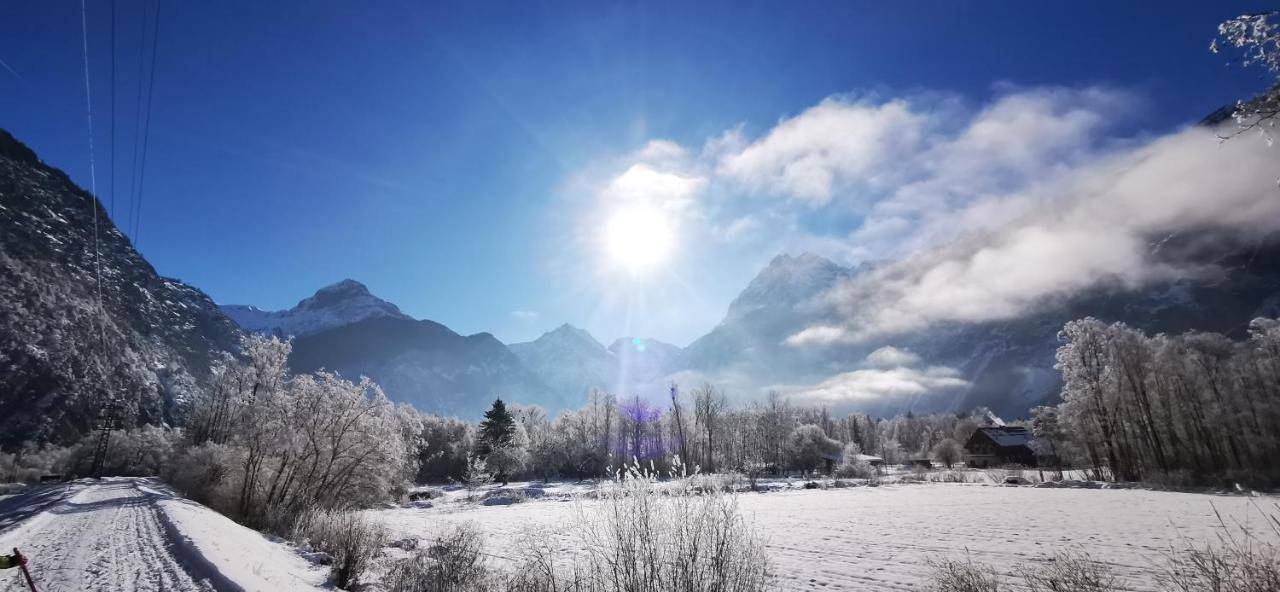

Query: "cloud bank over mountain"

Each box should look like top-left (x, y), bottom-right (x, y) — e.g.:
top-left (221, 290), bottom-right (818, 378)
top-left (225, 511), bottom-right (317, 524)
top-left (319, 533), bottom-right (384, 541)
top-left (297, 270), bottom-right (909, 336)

top-left (569, 84), bottom-right (1279, 352)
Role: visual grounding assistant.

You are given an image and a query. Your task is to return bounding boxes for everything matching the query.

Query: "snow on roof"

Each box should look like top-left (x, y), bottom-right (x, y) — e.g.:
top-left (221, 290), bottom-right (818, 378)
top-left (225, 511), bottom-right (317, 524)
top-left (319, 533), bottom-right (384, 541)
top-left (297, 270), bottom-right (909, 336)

top-left (977, 426), bottom-right (1032, 448)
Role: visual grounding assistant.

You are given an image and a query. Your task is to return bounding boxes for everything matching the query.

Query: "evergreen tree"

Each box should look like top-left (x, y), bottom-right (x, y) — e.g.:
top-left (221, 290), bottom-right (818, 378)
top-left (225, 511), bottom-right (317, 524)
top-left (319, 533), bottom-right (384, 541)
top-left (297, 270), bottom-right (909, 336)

top-left (476, 398), bottom-right (516, 457)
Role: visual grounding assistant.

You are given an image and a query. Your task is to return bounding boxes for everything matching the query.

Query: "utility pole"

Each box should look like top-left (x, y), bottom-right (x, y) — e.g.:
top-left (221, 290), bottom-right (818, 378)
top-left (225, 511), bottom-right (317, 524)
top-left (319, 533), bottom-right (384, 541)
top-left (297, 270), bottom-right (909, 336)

top-left (90, 401), bottom-right (122, 478)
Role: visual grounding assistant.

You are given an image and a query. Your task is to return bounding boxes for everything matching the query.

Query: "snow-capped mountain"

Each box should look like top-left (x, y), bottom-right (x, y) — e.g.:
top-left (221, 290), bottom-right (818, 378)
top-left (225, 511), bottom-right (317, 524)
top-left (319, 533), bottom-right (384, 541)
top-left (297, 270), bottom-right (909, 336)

top-left (676, 253), bottom-right (866, 383)
top-left (509, 324), bottom-right (618, 402)
top-left (221, 279), bottom-right (409, 338)
top-left (0, 129), bottom-right (242, 447)
top-left (508, 325), bottom-right (684, 404)
top-left (673, 245), bottom-right (1280, 418)
top-left (288, 316), bottom-right (552, 418)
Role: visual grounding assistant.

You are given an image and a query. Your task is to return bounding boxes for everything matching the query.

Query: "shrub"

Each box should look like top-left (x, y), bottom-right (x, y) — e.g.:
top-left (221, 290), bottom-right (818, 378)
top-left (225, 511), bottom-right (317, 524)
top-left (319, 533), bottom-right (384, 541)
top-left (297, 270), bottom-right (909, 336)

top-left (1161, 508), bottom-right (1280, 592)
top-left (835, 460), bottom-right (874, 479)
top-left (1022, 549), bottom-right (1121, 592)
top-left (929, 548), bottom-right (1123, 592)
top-left (386, 524), bottom-right (492, 592)
top-left (926, 555), bottom-right (1002, 592)
top-left (163, 441), bottom-right (234, 507)
top-left (509, 463), bottom-right (772, 591)
top-left (292, 509), bottom-right (387, 590)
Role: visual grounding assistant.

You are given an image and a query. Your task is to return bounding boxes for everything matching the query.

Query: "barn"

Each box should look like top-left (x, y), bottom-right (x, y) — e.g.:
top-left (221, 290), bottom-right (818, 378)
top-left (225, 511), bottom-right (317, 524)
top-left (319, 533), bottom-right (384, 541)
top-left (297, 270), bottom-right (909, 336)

top-left (964, 426), bottom-right (1036, 468)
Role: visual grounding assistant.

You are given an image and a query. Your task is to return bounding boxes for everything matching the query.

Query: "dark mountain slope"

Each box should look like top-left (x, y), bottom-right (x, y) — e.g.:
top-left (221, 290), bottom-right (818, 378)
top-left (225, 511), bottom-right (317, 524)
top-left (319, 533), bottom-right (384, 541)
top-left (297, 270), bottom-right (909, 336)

top-left (288, 316), bottom-right (554, 417)
top-left (0, 129), bottom-right (241, 447)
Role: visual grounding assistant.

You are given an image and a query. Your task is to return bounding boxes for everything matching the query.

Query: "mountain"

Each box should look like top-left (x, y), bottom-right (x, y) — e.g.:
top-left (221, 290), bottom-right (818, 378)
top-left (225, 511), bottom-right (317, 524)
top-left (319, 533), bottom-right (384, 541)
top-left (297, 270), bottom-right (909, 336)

top-left (287, 316), bottom-right (552, 418)
top-left (673, 246), bottom-right (1280, 418)
top-left (221, 279), bottom-right (409, 337)
top-left (0, 129), bottom-right (242, 447)
top-left (509, 324), bottom-right (618, 403)
top-left (677, 253), bottom-right (866, 384)
top-left (221, 281), bottom-right (557, 418)
top-left (508, 325), bottom-right (684, 404)
top-left (609, 336), bottom-right (682, 391)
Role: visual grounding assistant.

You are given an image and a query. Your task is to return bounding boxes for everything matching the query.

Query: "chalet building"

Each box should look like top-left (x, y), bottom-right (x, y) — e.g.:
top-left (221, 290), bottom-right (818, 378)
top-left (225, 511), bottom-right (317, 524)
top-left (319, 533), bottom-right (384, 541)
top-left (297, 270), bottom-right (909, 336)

top-left (964, 426), bottom-right (1037, 468)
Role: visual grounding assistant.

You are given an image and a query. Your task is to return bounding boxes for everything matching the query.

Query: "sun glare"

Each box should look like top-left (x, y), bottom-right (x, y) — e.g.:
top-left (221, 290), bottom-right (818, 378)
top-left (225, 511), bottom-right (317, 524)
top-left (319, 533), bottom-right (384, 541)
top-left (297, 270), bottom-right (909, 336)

top-left (604, 205), bottom-right (675, 274)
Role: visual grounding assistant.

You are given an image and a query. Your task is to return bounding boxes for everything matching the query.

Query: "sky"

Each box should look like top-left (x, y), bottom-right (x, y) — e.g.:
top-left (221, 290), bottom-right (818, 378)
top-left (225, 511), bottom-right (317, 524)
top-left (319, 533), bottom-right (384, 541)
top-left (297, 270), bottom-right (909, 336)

top-left (0, 1), bottom-right (1271, 347)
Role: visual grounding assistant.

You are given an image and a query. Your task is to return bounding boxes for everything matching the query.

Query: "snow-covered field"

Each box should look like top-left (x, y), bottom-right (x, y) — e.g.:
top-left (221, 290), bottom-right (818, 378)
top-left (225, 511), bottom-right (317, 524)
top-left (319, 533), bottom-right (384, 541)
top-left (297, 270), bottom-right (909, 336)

top-left (2, 477), bottom-right (1274, 591)
top-left (0, 478), bottom-right (327, 592)
top-left (374, 481), bottom-right (1280, 591)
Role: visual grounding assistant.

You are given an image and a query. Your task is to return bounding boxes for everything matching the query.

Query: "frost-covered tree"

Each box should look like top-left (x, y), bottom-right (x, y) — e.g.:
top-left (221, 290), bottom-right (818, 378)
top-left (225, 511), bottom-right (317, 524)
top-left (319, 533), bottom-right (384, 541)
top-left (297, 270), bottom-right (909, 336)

top-left (931, 438), bottom-right (963, 469)
top-left (785, 424), bottom-right (841, 473)
top-left (1212, 12), bottom-right (1280, 142)
top-left (692, 383), bottom-right (728, 472)
top-left (1051, 317), bottom-right (1280, 487)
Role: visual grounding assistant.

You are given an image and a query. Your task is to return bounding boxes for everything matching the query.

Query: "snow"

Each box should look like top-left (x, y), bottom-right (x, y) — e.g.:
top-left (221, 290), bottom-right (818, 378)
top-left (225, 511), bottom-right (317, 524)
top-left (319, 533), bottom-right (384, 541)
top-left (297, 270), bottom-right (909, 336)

top-left (0, 478), bottom-right (327, 592)
top-left (220, 279), bottom-right (409, 337)
top-left (373, 481), bottom-right (1279, 591)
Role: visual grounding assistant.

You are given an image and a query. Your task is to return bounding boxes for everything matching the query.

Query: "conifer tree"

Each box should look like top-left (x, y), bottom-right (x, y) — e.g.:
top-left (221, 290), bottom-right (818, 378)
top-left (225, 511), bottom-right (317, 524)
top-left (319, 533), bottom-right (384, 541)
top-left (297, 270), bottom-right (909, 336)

top-left (476, 398), bottom-right (516, 456)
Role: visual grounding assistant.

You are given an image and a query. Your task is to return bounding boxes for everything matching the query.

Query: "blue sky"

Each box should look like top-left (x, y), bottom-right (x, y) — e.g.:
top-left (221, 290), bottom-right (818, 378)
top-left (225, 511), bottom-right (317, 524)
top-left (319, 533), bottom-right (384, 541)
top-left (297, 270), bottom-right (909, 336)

top-left (0, 1), bottom-right (1268, 346)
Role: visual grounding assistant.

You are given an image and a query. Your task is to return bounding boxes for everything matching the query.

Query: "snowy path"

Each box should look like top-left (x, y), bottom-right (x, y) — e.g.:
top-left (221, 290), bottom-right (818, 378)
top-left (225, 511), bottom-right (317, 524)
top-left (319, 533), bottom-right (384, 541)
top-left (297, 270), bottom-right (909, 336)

top-left (375, 482), bottom-right (1280, 591)
top-left (0, 478), bottom-right (326, 592)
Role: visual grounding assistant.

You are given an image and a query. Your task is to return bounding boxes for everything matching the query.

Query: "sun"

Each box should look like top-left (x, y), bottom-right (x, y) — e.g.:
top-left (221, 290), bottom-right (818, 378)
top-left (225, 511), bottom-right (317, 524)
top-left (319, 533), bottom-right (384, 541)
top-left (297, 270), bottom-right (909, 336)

top-left (604, 204), bottom-right (675, 274)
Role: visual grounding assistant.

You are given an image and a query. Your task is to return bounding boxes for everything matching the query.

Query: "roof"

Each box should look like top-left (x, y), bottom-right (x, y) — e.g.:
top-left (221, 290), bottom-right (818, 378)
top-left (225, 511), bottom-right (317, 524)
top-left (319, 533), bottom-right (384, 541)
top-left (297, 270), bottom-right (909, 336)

top-left (973, 426), bottom-right (1033, 448)
top-left (852, 454), bottom-right (884, 464)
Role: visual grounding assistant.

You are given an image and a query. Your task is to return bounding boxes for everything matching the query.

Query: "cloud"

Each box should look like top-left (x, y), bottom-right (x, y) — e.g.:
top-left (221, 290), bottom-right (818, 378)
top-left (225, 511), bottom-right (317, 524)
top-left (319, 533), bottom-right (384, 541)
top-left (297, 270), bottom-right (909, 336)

top-left (568, 84), bottom-right (1280, 347)
top-left (784, 325), bottom-right (846, 346)
top-left (602, 163), bottom-right (706, 212)
top-left (823, 123), bottom-right (1280, 340)
top-left (788, 365), bottom-right (969, 404)
top-left (716, 97), bottom-right (928, 205)
top-left (864, 346), bottom-right (921, 368)
top-left (715, 216), bottom-right (762, 241)
top-left (511, 310), bottom-right (539, 322)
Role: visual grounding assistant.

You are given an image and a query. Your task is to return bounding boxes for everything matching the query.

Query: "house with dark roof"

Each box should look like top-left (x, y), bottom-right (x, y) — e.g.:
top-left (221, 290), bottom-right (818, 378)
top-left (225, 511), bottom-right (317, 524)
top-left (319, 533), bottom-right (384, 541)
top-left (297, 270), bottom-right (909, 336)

top-left (963, 426), bottom-right (1036, 468)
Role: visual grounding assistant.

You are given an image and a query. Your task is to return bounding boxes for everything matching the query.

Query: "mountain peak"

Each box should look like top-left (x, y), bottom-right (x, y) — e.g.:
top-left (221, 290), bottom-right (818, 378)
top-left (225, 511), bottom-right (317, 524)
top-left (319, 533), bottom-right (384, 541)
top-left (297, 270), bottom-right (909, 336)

top-left (221, 279), bottom-right (410, 337)
top-left (538, 323), bottom-right (606, 351)
top-left (725, 252), bottom-right (854, 321)
top-left (301, 279), bottom-right (378, 309)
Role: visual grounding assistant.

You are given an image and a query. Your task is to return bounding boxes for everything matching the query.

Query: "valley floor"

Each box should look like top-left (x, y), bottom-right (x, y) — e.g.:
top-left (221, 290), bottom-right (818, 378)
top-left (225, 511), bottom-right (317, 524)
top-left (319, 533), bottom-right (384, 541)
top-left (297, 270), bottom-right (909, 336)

top-left (0, 478), bottom-right (327, 592)
top-left (374, 480), bottom-right (1280, 591)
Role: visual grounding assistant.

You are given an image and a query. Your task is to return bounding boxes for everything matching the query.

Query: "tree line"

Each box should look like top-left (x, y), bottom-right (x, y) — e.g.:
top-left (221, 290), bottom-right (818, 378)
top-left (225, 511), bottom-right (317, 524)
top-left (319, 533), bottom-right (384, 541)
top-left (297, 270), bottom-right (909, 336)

top-left (1035, 317), bottom-right (1280, 488)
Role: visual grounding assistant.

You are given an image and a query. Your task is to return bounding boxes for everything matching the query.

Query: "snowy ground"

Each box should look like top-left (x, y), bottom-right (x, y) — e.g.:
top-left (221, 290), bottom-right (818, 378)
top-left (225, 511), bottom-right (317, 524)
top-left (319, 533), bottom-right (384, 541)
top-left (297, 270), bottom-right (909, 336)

top-left (0, 478), bottom-right (327, 592)
top-left (374, 480), bottom-right (1280, 591)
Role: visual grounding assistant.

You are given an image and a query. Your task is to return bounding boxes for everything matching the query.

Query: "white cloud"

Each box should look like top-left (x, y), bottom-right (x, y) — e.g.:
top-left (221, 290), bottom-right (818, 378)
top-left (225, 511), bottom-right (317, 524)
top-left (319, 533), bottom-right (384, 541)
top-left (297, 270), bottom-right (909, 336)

top-left (826, 123), bottom-right (1280, 340)
top-left (788, 365), bottom-right (969, 403)
top-left (784, 325), bottom-right (846, 346)
top-left (602, 163), bottom-right (706, 212)
top-left (864, 346), bottom-right (921, 368)
top-left (715, 216), bottom-right (762, 241)
top-left (566, 84), bottom-right (1280, 346)
top-left (511, 310), bottom-right (539, 322)
top-left (716, 97), bottom-right (928, 205)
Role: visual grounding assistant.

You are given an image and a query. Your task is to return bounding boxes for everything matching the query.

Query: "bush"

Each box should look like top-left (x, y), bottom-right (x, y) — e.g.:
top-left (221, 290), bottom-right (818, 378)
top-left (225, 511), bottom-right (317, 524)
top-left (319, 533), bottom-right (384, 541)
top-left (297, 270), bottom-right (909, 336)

top-left (1161, 509), bottom-right (1280, 592)
top-left (163, 441), bottom-right (234, 507)
top-left (835, 460), bottom-right (873, 479)
top-left (386, 524), bottom-right (493, 592)
top-left (1022, 550), bottom-right (1121, 592)
top-left (928, 549), bottom-right (1123, 592)
top-left (926, 555), bottom-right (1003, 592)
top-left (510, 464), bottom-right (772, 591)
top-left (292, 509), bottom-right (387, 590)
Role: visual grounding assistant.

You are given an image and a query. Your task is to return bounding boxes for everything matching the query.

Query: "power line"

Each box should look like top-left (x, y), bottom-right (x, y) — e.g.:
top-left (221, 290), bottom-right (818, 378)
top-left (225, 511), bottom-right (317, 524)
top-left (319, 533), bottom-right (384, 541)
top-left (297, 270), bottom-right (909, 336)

top-left (132, 0), bottom-right (161, 246)
top-left (126, 0), bottom-right (151, 239)
top-left (79, 0), bottom-right (105, 346)
top-left (109, 0), bottom-right (116, 220)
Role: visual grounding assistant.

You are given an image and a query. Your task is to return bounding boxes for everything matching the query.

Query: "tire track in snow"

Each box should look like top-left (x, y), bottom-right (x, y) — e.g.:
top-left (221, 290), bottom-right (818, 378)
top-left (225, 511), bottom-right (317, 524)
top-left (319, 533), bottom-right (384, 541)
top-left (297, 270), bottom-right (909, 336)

top-left (0, 479), bottom-right (207, 592)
